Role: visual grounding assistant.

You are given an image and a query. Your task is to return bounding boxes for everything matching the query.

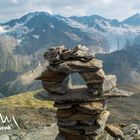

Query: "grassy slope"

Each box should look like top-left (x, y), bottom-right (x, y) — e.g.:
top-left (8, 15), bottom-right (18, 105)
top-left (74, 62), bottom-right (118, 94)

top-left (0, 89), bottom-right (54, 108)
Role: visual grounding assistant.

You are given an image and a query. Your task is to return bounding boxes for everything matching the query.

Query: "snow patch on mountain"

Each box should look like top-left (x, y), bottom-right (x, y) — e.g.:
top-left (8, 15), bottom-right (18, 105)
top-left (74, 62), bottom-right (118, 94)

top-left (64, 31), bottom-right (81, 41)
top-left (50, 24), bottom-right (55, 29)
top-left (32, 35), bottom-right (39, 39)
top-left (0, 26), bottom-right (6, 34)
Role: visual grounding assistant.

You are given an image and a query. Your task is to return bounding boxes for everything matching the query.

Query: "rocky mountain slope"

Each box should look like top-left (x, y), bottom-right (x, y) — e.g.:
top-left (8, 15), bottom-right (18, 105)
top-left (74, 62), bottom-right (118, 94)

top-left (122, 13), bottom-right (140, 26)
top-left (0, 12), bottom-right (140, 95)
top-left (97, 45), bottom-right (140, 85)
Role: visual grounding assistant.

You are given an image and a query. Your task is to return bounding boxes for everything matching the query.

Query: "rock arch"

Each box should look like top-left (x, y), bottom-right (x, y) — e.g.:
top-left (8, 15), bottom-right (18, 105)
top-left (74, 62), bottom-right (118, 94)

top-left (36, 45), bottom-right (133, 140)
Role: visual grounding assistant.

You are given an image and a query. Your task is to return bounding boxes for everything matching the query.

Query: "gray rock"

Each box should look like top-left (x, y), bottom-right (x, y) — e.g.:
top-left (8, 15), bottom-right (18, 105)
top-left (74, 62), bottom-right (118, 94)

top-left (36, 68), bottom-right (68, 82)
top-left (96, 111), bottom-right (110, 129)
top-left (57, 108), bottom-right (77, 119)
top-left (71, 45), bottom-right (89, 57)
top-left (44, 46), bottom-right (66, 63)
top-left (104, 88), bottom-right (133, 98)
top-left (42, 76), bottom-right (71, 94)
top-left (57, 111), bottom-right (98, 121)
top-left (103, 75), bottom-right (117, 93)
top-left (49, 58), bottom-right (103, 74)
top-left (54, 102), bottom-right (73, 109)
top-left (57, 120), bottom-right (77, 127)
top-left (80, 69), bottom-right (105, 85)
top-left (59, 127), bottom-right (84, 135)
top-left (105, 124), bottom-right (124, 140)
top-left (37, 86), bottom-right (133, 102)
top-left (79, 120), bottom-right (96, 126)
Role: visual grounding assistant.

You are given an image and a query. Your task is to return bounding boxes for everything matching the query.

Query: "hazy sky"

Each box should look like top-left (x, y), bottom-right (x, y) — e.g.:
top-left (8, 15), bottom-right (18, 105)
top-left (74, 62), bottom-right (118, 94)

top-left (0, 0), bottom-right (140, 22)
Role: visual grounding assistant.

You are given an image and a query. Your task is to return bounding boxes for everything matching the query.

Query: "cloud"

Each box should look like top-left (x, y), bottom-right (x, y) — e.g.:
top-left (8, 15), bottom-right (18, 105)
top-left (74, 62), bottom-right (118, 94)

top-left (11, 0), bottom-right (18, 4)
top-left (0, 0), bottom-right (140, 22)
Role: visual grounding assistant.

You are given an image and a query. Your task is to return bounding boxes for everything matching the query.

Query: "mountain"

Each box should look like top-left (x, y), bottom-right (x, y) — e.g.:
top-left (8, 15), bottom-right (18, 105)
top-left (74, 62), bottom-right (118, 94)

top-left (1, 12), bottom-right (105, 55)
top-left (70, 14), bottom-right (140, 52)
top-left (70, 15), bottom-right (122, 32)
top-left (122, 13), bottom-right (140, 26)
top-left (0, 12), bottom-right (140, 96)
top-left (97, 45), bottom-right (140, 85)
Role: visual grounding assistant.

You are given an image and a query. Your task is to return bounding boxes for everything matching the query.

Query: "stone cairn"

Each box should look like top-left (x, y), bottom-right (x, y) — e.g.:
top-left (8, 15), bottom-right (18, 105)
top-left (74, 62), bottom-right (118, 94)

top-left (36, 45), bottom-right (133, 140)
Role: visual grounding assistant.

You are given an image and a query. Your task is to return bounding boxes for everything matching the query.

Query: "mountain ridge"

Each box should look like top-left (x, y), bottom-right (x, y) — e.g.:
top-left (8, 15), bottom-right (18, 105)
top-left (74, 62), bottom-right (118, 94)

top-left (0, 11), bottom-right (140, 95)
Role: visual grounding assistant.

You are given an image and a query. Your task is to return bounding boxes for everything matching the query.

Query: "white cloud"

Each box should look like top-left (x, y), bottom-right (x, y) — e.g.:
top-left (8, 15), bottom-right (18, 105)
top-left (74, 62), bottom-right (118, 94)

top-left (0, 0), bottom-right (140, 22)
top-left (11, 0), bottom-right (18, 4)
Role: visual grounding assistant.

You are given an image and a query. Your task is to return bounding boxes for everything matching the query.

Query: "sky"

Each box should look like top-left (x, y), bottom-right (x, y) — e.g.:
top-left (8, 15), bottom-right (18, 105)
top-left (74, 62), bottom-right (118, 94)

top-left (0, 0), bottom-right (140, 22)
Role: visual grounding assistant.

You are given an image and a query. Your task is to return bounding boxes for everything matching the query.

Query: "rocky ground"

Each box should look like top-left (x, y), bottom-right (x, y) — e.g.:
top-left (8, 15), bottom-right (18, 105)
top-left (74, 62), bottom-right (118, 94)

top-left (0, 87), bottom-right (139, 140)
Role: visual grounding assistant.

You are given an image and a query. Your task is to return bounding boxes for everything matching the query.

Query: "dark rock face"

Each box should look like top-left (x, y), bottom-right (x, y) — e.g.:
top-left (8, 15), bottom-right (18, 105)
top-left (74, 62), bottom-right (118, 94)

top-left (36, 45), bottom-right (133, 140)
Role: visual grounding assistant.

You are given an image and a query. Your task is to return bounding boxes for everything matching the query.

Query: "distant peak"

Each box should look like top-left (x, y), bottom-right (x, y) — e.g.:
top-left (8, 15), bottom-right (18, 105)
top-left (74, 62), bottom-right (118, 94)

top-left (134, 13), bottom-right (140, 17)
top-left (27, 11), bottom-right (52, 17)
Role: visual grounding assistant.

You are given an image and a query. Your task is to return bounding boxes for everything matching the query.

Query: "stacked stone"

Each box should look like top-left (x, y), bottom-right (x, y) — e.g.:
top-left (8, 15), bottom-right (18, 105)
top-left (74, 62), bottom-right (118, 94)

top-left (36, 45), bottom-right (133, 140)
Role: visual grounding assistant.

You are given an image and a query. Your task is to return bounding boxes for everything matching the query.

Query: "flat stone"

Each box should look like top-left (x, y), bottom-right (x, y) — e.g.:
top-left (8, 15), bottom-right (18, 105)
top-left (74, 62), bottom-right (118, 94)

top-left (57, 120), bottom-right (77, 127)
top-left (36, 87), bottom-right (132, 102)
top-left (96, 111), bottom-right (110, 129)
top-left (60, 131), bottom-right (89, 140)
top-left (42, 76), bottom-right (70, 94)
top-left (48, 58), bottom-right (103, 74)
top-left (54, 102), bottom-right (73, 109)
top-left (79, 120), bottom-right (96, 126)
top-left (35, 68), bottom-right (68, 82)
top-left (103, 88), bottom-right (133, 98)
top-left (57, 108), bottom-right (77, 118)
top-left (77, 100), bottom-right (106, 114)
top-left (105, 124), bottom-right (124, 139)
top-left (64, 124), bottom-right (100, 129)
top-left (84, 125), bottom-right (103, 135)
top-left (59, 127), bottom-right (85, 135)
top-left (58, 111), bottom-right (98, 121)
